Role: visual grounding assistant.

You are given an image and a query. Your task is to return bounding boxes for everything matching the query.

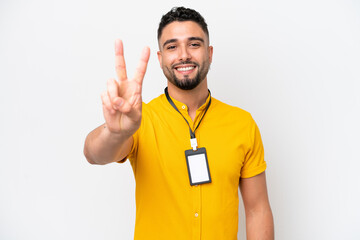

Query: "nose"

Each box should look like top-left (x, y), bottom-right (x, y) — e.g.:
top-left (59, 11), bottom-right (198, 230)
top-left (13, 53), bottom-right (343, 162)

top-left (178, 45), bottom-right (191, 61)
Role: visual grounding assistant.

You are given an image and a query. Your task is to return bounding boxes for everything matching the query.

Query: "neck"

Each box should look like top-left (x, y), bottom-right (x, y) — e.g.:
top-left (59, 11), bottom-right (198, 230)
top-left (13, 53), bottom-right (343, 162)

top-left (167, 79), bottom-right (209, 120)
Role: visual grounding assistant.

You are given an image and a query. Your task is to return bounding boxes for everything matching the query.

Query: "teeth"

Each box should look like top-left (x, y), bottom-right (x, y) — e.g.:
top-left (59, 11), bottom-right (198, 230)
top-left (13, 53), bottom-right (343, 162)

top-left (177, 66), bottom-right (195, 71)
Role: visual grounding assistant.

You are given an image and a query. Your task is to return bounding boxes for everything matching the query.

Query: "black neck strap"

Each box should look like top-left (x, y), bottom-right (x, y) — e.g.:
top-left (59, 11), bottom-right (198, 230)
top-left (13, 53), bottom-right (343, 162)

top-left (164, 87), bottom-right (212, 139)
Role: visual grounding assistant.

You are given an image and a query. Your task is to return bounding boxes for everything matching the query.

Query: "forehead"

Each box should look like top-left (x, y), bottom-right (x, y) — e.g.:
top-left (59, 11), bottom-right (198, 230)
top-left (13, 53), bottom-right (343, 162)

top-left (159, 21), bottom-right (208, 45)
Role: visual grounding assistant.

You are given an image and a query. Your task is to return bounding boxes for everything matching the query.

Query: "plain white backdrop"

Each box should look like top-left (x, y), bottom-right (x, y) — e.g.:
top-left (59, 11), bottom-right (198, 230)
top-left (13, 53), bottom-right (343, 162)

top-left (1, 0), bottom-right (359, 239)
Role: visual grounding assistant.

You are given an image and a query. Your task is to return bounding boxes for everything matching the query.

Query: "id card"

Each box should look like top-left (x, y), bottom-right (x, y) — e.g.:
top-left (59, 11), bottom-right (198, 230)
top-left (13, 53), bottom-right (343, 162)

top-left (185, 147), bottom-right (212, 186)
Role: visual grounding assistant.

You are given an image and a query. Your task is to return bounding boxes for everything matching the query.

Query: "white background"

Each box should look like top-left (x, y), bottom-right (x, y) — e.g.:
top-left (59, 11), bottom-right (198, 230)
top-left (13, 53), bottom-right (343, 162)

top-left (1, 0), bottom-right (359, 239)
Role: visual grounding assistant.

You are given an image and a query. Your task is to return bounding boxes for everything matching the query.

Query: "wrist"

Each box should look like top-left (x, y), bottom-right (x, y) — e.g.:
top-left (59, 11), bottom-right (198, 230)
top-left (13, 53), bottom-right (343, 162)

top-left (102, 124), bottom-right (132, 142)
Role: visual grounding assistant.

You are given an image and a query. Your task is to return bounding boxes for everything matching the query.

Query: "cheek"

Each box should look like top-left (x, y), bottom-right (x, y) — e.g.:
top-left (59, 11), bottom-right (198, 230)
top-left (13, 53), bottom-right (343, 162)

top-left (193, 51), bottom-right (208, 62)
top-left (162, 56), bottom-right (175, 67)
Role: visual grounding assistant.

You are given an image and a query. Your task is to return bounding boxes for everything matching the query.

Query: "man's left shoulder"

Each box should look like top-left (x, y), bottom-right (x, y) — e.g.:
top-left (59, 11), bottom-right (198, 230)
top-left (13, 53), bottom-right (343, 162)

top-left (211, 97), bottom-right (254, 122)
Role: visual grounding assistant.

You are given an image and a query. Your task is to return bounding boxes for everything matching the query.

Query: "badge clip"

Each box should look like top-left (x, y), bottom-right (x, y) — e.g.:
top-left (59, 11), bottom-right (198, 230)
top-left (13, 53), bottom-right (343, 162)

top-left (190, 138), bottom-right (198, 151)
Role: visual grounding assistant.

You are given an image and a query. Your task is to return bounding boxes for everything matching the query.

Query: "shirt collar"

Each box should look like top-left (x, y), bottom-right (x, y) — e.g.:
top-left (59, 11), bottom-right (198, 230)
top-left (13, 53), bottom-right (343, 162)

top-left (163, 90), bottom-right (211, 115)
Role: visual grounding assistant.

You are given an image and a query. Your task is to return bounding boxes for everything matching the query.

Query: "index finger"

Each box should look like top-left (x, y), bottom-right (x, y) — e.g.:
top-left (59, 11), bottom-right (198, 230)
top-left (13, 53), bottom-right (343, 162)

top-left (133, 46), bottom-right (150, 86)
top-left (115, 39), bottom-right (127, 81)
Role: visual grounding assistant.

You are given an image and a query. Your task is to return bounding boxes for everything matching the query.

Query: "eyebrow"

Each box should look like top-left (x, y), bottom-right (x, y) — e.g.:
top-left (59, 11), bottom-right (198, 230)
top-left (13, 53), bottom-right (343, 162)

top-left (162, 37), bottom-right (205, 48)
top-left (188, 37), bottom-right (204, 43)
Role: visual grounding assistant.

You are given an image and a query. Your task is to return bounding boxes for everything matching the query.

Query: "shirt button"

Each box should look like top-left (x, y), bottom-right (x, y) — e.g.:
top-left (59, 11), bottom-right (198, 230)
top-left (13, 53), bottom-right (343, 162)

top-left (182, 105), bottom-right (186, 109)
top-left (195, 213), bottom-right (199, 217)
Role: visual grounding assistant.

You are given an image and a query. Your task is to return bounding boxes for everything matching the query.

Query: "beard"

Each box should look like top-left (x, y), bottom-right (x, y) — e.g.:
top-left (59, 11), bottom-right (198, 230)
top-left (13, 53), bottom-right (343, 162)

top-left (163, 61), bottom-right (210, 90)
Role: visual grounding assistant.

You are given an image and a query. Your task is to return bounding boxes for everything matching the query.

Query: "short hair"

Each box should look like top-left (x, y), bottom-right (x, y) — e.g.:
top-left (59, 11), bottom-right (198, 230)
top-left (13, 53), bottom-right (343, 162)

top-left (157, 7), bottom-right (209, 41)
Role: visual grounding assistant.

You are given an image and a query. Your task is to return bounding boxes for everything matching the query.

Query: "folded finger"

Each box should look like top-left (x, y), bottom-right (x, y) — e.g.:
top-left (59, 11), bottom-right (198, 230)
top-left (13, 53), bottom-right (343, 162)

top-left (101, 91), bottom-right (116, 114)
top-left (107, 78), bottom-right (119, 104)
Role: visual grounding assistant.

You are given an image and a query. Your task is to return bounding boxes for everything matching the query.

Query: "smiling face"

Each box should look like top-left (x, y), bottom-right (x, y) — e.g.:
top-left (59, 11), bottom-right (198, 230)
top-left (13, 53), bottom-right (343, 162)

top-left (157, 21), bottom-right (213, 90)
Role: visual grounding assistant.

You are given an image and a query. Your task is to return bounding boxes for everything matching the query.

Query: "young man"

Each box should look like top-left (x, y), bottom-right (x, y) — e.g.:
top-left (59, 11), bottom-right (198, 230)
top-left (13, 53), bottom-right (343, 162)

top-left (84, 7), bottom-right (274, 240)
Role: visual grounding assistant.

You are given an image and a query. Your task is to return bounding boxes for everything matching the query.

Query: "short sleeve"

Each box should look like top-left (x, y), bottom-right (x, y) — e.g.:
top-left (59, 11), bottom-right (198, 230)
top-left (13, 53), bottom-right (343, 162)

top-left (240, 118), bottom-right (267, 178)
top-left (116, 129), bottom-right (139, 164)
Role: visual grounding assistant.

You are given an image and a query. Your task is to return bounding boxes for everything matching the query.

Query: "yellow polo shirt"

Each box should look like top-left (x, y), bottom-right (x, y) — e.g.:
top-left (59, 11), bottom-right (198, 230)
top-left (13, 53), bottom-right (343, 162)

top-left (122, 93), bottom-right (266, 240)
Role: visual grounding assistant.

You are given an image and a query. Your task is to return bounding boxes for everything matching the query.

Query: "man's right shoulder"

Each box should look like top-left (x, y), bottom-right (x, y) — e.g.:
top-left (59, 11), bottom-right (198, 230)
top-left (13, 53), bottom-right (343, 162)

top-left (142, 94), bottom-right (168, 114)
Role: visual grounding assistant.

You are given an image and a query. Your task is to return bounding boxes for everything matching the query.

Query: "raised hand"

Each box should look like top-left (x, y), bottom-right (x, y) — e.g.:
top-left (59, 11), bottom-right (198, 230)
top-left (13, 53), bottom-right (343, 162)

top-left (101, 39), bottom-right (150, 137)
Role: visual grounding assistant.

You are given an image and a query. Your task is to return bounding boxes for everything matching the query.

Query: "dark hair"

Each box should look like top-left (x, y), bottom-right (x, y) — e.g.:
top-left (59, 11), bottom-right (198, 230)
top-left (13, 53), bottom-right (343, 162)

top-left (157, 7), bottom-right (209, 40)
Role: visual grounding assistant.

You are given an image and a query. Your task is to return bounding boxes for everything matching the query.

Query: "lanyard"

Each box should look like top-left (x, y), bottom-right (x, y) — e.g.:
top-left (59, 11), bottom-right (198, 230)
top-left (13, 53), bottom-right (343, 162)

top-left (164, 87), bottom-right (212, 150)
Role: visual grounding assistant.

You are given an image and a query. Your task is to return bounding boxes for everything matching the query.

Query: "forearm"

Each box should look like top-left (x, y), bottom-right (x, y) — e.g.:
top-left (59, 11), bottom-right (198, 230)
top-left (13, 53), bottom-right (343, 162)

top-left (245, 206), bottom-right (274, 240)
top-left (84, 124), bottom-right (133, 165)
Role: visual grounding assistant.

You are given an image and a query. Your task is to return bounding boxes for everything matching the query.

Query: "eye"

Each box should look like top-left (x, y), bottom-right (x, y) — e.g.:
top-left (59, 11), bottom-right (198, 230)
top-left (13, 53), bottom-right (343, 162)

top-left (190, 43), bottom-right (201, 48)
top-left (167, 45), bottom-right (176, 50)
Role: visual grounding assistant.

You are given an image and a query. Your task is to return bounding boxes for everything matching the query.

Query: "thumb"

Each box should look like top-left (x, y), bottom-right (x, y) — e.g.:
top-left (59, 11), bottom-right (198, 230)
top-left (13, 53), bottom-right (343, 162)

top-left (114, 97), bottom-right (140, 121)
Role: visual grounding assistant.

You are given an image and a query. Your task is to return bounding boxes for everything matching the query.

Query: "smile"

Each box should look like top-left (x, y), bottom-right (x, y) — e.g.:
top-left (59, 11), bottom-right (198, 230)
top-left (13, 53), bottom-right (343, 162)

top-left (174, 64), bottom-right (197, 74)
top-left (176, 66), bottom-right (195, 72)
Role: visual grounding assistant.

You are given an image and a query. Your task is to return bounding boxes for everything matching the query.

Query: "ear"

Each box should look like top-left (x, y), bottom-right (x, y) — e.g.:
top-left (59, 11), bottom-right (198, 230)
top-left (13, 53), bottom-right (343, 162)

top-left (157, 51), bottom-right (163, 69)
top-left (208, 46), bottom-right (213, 64)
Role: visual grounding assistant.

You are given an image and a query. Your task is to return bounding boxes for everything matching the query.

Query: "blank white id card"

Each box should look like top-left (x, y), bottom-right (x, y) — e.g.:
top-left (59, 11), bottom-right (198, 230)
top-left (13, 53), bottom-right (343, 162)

top-left (185, 147), bottom-right (212, 186)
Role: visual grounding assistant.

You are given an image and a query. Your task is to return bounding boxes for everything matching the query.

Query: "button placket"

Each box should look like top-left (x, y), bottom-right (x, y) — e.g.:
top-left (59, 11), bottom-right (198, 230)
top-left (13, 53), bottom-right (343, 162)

top-left (192, 183), bottom-right (201, 240)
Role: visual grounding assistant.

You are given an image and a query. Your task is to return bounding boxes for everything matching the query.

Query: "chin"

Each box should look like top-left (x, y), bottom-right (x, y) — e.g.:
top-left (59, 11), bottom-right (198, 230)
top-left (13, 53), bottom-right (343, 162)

top-left (174, 78), bottom-right (201, 90)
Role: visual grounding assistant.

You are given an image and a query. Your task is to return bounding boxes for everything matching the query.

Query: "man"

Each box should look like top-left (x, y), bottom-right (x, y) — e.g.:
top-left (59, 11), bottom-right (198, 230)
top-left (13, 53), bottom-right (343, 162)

top-left (84, 7), bottom-right (274, 240)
